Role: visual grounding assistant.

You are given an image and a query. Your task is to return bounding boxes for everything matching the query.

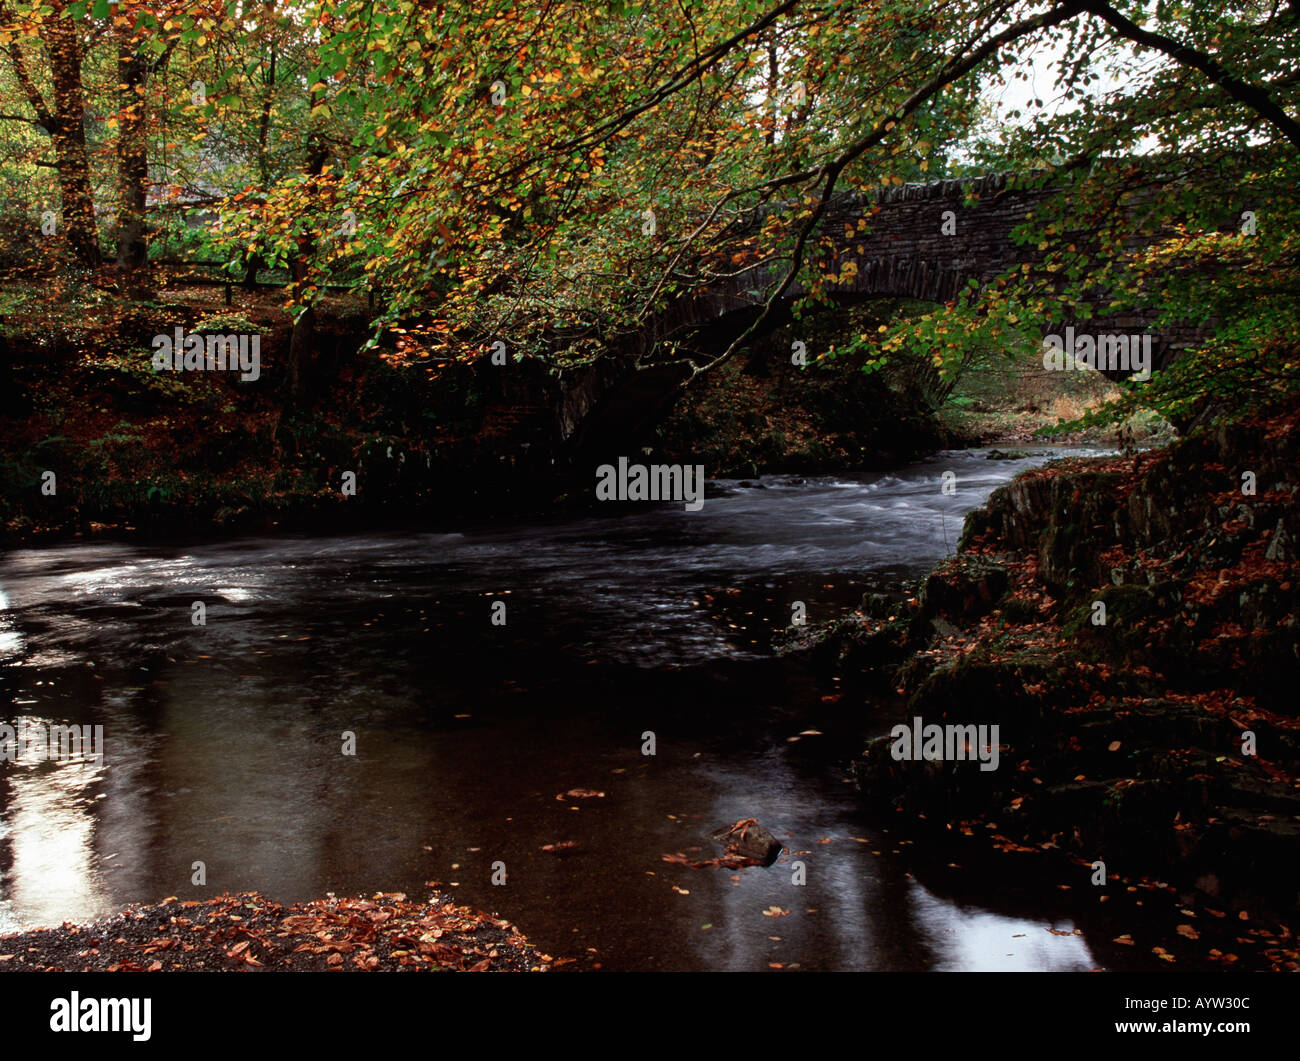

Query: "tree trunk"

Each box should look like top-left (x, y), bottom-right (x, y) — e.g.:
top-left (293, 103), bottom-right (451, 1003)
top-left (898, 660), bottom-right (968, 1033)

top-left (114, 45), bottom-right (149, 288)
top-left (287, 146), bottom-right (327, 404)
top-left (243, 250), bottom-right (264, 289)
top-left (765, 37), bottom-right (778, 147)
top-left (0, 322), bottom-right (11, 414)
top-left (45, 18), bottom-right (99, 266)
top-left (257, 45), bottom-right (276, 183)
top-left (286, 76), bottom-right (329, 406)
top-left (114, 47), bottom-right (148, 266)
top-left (287, 300), bottom-right (314, 402)
top-left (242, 44), bottom-right (276, 291)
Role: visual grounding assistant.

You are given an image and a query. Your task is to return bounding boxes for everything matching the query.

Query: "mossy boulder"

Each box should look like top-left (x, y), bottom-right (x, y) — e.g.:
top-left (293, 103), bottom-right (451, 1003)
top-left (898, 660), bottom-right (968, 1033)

top-left (917, 555), bottom-right (1011, 626)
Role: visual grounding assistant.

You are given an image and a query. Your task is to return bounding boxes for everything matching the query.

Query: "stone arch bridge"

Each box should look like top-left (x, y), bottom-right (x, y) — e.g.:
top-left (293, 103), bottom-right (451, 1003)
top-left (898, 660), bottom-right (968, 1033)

top-left (497, 171), bottom-right (1214, 459)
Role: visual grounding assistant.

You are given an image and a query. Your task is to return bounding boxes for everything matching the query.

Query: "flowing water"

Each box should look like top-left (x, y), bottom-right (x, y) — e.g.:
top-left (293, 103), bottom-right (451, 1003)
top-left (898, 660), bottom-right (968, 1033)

top-left (2, 446), bottom-right (1178, 970)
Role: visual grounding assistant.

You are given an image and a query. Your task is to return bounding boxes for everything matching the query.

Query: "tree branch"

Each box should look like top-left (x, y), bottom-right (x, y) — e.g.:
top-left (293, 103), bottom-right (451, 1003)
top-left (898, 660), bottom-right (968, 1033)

top-left (681, 0), bottom-right (1088, 379)
top-left (1079, 0), bottom-right (1300, 150)
top-left (0, 1), bottom-right (52, 126)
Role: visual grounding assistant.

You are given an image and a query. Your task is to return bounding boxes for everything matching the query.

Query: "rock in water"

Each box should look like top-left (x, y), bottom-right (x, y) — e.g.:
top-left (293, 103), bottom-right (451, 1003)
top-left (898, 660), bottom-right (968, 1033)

top-left (711, 818), bottom-right (782, 866)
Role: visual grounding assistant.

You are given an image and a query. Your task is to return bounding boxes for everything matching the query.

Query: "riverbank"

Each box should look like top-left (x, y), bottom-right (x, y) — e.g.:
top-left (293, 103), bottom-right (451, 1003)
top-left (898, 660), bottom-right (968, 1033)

top-left (3, 285), bottom-right (967, 549)
top-left (0, 889), bottom-right (555, 972)
top-left (1, 279), bottom-right (571, 548)
top-left (784, 404), bottom-right (1300, 945)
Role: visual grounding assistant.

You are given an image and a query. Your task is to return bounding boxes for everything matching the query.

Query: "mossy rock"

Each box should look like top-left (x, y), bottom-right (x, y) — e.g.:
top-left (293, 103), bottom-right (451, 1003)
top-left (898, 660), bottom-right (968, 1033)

top-left (1064, 581), bottom-right (1189, 651)
top-left (918, 555), bottom-right (1010, 623)
top-left (778, 614), bottom-right (912, 686)
top-left (905, 650), bottom-right (1087, 724)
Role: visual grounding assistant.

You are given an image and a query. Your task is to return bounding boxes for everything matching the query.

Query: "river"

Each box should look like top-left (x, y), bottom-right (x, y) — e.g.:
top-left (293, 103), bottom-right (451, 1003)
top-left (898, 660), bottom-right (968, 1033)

top-left (2, 445), bottom-right (1182, 970)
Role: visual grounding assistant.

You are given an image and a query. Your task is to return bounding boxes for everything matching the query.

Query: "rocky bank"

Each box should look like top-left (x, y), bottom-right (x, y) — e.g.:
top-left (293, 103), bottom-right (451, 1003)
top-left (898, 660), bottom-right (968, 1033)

top-left (786, 407), bottom-right (1300, 918)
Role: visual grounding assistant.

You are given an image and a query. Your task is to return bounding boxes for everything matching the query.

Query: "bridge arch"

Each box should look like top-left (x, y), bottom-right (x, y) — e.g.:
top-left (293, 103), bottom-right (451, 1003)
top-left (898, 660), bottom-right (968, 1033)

top-left (556, 171), bottom-right (1211, 455)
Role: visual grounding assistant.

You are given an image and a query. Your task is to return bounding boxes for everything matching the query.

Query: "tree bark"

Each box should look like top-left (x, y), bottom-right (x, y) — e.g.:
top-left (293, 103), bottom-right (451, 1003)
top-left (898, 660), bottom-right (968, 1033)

top-left (45, 18), bottom-right (99, 266)
top-left (243, 44), bottom-right (277, 290)
top-left (114, 44), bottom-right (149, 285)
top-left (765, 36), bottom-right (778, 147)
top-left (287, 138), bottom-right (328, 405)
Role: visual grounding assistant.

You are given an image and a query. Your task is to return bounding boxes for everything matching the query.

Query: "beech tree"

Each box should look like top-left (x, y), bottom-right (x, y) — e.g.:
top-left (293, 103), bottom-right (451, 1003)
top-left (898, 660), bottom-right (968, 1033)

top-left (1, 0), bottom-right (1294, 422)
top-left (223, 0), bottom-right (1298, 426)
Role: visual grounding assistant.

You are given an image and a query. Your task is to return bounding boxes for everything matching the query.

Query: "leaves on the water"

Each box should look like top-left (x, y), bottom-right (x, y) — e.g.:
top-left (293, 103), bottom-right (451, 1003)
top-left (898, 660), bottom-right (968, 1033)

top-left (556, 788), bottom-right (605, 800)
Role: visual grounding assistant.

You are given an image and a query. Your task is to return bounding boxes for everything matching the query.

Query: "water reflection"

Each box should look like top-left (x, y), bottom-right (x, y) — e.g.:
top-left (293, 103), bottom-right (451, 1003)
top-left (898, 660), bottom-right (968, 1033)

top-left (909, 880), bottom-right (1097, 972)
top-left (0, 586), bottom-right (24, 659)
top-left (0, 738), bottom-right (112, 934)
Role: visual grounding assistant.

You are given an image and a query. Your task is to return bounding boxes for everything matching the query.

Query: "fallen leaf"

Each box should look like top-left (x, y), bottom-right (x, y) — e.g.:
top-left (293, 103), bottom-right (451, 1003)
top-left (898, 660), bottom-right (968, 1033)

top-left (662, 850), bottom-right (762, 870)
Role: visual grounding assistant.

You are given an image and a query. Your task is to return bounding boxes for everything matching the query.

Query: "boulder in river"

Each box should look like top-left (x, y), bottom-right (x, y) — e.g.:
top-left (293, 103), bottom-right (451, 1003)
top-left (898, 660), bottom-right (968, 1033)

top-left (711, 818), bottom-right (782, 866)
